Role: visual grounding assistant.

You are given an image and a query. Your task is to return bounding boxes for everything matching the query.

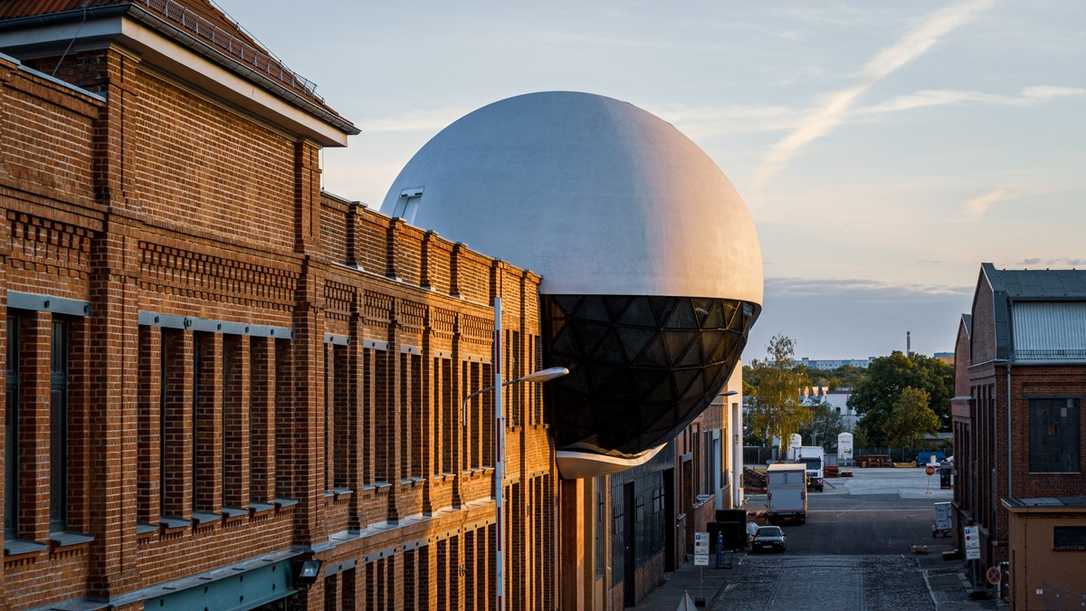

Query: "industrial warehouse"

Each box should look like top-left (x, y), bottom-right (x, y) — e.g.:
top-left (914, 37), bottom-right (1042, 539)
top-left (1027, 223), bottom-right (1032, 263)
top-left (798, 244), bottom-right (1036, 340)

top-left (0, 1), bottom-right (757, 609)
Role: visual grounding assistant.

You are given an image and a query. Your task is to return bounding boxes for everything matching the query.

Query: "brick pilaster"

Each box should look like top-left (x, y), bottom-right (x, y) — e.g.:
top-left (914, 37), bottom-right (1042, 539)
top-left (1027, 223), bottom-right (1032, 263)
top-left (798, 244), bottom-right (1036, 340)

top-left (293, 140), bottom-right (322, 254)
top-left (87, 225), bottom-right (142, 596)
top-left (65, 317), bottom-right (92, 534)
top-left (223, 334), bottom-right (250, 509)
top-left (194, 332), bottom-right (223, 514)
top-left (249, 336), bottom-right (276, 504)
top-left (450, 315), bottom-right (462, 508)
top-left (291, 260), bottom-right (326, 543)
top-left (161, 329), bottom-right (193, 520)
top-left (347, 311), bottom-right (365, 528)
top-left (17, 312), bottom-right (50, 543)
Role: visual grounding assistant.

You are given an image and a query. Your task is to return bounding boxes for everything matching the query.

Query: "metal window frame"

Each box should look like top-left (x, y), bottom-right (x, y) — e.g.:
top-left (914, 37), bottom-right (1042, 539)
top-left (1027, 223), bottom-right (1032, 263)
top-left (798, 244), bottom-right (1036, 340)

top-left (138, 311), bottom-right (292, 340)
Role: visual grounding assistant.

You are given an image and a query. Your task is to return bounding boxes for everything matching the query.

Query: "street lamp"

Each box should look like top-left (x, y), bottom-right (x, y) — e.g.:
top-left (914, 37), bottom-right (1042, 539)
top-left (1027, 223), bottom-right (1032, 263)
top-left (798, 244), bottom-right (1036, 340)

top-left (461, 297), bottom-right (568, 611)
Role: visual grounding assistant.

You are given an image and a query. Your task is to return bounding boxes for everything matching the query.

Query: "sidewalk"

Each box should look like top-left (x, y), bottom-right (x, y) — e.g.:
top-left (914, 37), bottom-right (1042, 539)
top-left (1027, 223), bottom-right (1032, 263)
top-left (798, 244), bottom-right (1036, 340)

top-left (631, 557), bottom-right (737, 611)
top-left (916, 555), bottom-right (1003, 610)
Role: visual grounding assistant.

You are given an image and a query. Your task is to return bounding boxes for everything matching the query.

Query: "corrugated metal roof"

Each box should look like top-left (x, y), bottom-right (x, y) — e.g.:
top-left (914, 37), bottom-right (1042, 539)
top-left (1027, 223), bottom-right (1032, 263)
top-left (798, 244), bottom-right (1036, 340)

top-left (1012, 301), bottom-right (1086, 362)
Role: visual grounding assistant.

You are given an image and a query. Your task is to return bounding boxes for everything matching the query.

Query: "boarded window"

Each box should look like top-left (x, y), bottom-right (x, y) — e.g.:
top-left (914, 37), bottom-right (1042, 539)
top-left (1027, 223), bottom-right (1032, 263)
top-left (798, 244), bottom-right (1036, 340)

top-left (1029, 398), bottom-right (1080, 473)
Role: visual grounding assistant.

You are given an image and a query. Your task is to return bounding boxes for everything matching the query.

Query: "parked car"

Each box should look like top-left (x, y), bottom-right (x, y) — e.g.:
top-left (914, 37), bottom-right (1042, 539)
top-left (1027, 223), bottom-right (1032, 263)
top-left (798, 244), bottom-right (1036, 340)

top-left (751, 526), bottom-right (787, 553)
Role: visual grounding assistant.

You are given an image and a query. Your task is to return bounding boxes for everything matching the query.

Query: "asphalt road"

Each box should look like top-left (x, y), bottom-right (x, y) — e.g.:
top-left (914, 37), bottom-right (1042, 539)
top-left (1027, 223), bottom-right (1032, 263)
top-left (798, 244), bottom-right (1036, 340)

top-left (745, 469), bottom-right (955, 556)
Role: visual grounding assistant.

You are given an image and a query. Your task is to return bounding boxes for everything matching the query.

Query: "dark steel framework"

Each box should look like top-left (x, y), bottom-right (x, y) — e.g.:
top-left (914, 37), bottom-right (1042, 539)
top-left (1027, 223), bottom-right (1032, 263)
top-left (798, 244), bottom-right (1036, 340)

top-left (543, 295), bottom-right (758, 458)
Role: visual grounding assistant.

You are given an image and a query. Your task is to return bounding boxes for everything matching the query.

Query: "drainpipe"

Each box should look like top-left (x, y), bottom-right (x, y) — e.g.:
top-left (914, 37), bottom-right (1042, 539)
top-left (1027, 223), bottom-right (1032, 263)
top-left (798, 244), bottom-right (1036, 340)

top-left (1006, 362), bottom-right (1012, 501)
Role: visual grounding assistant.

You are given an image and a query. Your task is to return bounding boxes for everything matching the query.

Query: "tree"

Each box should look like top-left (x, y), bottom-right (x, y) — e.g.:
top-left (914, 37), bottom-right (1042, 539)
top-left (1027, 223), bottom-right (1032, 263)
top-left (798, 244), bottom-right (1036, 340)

top-left (848, 351), bottom-right (953, 446)
top-left (746, 335), bottom-right (812, 452)
top-left (798, 402), bottom-right (846, 451)
top-left (882, 386), bottom-right (940, 449)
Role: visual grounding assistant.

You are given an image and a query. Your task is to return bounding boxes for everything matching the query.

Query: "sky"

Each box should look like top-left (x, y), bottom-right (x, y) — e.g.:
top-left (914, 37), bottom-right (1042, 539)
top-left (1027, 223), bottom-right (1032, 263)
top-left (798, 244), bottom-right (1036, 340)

top-left (218, 1), bottom-right (1086, 360)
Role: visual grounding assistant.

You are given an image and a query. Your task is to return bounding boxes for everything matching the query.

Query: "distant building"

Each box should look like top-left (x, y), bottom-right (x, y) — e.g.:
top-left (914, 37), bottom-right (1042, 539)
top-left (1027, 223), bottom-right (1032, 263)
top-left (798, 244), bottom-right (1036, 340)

top-left (933, 351), bottom-right (954, 366)
top-left (952, 263), bottom-right (1086, 603)
top-left (799, 357), bottom-right (872, 370)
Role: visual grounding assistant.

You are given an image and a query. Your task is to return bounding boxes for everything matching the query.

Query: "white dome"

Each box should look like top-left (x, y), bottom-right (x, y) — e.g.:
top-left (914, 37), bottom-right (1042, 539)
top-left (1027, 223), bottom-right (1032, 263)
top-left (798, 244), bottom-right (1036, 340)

top-left (380, 91), bottom-right (763, 304)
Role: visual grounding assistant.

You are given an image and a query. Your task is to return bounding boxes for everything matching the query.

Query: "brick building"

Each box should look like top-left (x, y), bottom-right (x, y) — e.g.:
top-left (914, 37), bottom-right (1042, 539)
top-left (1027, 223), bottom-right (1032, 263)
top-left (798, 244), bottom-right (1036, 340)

top-left (0, 1), bottom-right (749, 610)
top-left (952, 263), bottom-right (1086, 606)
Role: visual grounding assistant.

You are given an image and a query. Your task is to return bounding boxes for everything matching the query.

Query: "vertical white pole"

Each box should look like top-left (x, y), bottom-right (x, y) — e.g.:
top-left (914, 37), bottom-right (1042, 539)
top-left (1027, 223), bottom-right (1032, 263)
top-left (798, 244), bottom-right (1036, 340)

top-left (493, 296), bottom-right (505, 611)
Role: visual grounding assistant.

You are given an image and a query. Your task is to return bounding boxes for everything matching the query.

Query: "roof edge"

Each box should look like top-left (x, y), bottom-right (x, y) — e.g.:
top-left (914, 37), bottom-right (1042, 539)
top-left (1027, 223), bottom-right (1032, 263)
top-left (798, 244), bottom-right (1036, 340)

top-left (0, 2), bottom-right (359, 137)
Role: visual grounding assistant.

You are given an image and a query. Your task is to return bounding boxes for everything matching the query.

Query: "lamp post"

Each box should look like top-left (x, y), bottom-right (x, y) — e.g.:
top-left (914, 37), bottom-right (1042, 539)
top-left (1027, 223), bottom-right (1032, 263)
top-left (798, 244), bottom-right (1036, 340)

top-left (461, 297), bottom-right (568, 611)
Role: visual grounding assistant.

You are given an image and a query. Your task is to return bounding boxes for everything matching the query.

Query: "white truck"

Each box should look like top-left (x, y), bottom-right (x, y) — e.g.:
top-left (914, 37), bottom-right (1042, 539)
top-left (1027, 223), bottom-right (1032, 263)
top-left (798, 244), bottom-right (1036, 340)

top-left (766, 463), bottom-right (808, 525)
top-left (795, 446), bottom-right (825, 492)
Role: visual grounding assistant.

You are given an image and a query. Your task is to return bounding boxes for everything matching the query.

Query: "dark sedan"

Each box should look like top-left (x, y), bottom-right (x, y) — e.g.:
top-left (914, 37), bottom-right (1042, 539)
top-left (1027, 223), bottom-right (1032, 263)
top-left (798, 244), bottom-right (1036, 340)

top-left (751, 526), bottom-right (786, 553)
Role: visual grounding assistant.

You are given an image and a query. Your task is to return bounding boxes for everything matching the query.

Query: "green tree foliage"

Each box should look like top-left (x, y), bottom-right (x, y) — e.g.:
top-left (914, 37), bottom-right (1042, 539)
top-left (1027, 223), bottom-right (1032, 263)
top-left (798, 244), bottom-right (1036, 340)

top-left (798, 402), bottom-right (846, 451)
top-left (746, 335), bottom-right (812, 449)
top-left (882, 387), bottom-right (940, 449)
top-left (848, 351), bottom-right (953, 446)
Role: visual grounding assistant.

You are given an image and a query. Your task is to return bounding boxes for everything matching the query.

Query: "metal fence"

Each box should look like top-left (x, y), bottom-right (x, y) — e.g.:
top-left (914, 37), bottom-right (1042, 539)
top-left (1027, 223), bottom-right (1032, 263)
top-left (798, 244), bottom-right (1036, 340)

top-left (744, 445), bottom-right (952, 466)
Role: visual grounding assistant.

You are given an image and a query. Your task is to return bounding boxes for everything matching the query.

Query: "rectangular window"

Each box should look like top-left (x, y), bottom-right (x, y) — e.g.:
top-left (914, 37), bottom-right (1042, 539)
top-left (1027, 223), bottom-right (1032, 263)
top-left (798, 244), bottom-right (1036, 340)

top-left (442, 358), bottom-right (453, 474)
top-left (50, 317), bottom-right (69, 531)
top-left (411, 353), bottom-right (423, 479)
top-left (333, 344), bottom-right (349, 488)
top-left (324, 346), bottom-right (331, 491)
top-left (400, 353), bottom-right (410, 480)
top-left (374, 348), bottom-right (389, 483)
top-left (1029, 398), bottom-right (1081, 472)
top-left (482, 363), bottom-right (493, 467)
top-left (5, 313), bottom-right (21, 537)
top-left (1054, 526), bottom-right (1086, 551)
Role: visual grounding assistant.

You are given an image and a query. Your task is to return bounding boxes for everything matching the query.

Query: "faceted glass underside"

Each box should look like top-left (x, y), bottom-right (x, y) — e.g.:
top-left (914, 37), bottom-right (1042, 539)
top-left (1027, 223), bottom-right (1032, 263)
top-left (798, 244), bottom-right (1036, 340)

top-left (543, 295), bottom-right (759, 458)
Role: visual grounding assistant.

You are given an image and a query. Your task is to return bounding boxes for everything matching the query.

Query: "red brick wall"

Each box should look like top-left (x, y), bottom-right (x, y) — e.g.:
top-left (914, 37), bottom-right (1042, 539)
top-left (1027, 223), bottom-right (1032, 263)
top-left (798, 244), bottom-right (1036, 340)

top-left (129, 67), bottom-right (297, 252)
top-left (0, 41), bottom-right (559, 611)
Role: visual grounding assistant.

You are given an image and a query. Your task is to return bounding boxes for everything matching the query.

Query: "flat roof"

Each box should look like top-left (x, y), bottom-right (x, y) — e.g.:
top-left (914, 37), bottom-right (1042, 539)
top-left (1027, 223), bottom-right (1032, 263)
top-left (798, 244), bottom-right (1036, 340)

top-left (1003, 496), bottom-right (1086, 511)
top-left (767, 463), bottom-right (806, 472)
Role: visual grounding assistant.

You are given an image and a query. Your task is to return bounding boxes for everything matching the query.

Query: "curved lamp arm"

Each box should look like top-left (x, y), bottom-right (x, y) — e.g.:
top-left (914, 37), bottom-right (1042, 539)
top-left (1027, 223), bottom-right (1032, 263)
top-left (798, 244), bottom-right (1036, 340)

top-left (462, 367), bottom-right (570, 427)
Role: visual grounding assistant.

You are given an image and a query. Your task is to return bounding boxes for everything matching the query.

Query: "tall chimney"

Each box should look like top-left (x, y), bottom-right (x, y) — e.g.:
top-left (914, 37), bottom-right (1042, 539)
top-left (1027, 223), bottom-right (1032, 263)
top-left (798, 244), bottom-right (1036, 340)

top-left (907, 330), bottom-right (912, 356)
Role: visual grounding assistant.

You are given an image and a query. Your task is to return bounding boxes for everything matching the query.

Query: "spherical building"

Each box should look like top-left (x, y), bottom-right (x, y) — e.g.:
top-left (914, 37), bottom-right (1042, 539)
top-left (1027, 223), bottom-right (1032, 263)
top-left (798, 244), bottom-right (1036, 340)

top-left (381, 91), bottom-right (762, 477)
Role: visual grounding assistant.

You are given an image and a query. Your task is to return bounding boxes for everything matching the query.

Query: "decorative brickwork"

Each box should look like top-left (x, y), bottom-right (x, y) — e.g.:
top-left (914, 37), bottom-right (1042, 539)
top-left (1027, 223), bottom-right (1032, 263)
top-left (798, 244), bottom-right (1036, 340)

top-left (0, 31), bottom-right (558, 610)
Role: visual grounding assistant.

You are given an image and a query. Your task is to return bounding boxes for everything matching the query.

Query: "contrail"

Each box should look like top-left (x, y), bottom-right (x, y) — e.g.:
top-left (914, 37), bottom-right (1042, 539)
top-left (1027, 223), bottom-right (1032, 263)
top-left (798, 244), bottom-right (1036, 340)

top-left (752, 0), bottom-right (995, 191)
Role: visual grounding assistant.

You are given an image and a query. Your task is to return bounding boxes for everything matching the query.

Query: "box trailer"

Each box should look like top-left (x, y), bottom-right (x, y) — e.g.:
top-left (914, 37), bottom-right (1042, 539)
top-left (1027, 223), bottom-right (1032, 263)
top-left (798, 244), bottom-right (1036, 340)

top-left (767, 463), bottom-right (808, 525)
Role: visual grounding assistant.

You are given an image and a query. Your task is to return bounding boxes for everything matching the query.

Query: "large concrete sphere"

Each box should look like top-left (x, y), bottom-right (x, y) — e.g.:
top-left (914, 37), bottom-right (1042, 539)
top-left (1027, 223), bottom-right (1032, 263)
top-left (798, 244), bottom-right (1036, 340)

top-left (380, 91), bottom-right (762, 305)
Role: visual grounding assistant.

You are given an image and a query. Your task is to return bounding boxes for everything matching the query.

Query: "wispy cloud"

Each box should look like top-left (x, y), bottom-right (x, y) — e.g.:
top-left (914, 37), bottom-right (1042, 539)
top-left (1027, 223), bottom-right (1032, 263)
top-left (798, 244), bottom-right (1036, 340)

top-left (964, 187), bottom-right (1018, 216)
top-left (1018, 257), bottom-right (1086, 267)
top-left (752, 0), bottom-right (994, 190)
top-left (860, 85), bottom-right (1086, 114)
top-left (766, 277), bottom-right (971, 299)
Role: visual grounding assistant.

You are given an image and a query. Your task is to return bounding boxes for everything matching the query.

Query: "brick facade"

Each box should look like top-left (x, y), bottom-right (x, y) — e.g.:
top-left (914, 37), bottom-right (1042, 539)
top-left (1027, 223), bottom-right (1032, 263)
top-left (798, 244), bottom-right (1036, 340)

top-left (954, 265), bottom-right (1086, 591)
top-left (0, 24), bottom-right (559, 611)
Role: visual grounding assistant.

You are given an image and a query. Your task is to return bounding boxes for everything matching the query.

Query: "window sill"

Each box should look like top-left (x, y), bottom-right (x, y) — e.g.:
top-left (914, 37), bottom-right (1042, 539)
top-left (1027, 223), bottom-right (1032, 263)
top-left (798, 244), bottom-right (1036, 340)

top-left (333, 487), bottom-right (354, 500)
top-left (249, 502), bottom-right (275, 515)
top-left (221, 507), bottom-right (248, 520)
top-left (49, 531), bottom-right (94, 549)
top-left (1027, 471), bottom-right (1082, 475)
top-left (4, 539), bottom-right (46, 557)
top-left (192, 512), bottom-right (222, 526)
top-left (159, 516), bottom-right (190, 531)
top-left (273, 498), bottom-right (299, 511)
top-left (136, 523), bottom-right (159, 536)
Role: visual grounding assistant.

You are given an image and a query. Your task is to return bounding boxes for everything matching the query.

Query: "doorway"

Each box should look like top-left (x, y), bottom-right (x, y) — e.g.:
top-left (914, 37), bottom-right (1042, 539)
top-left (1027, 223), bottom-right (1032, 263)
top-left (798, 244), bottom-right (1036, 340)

top-left (663, 468), bottom-right (675, 572)
top-left (622, 482), bottom-right (636, 607)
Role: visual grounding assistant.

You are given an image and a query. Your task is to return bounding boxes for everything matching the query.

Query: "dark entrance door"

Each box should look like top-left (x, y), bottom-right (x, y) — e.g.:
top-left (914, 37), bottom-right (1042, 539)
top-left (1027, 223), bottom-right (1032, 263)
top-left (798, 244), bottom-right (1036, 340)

top-left (663, 468), bottom-right (675, 572)
top-left (623, 482), bottom-right (636, 607)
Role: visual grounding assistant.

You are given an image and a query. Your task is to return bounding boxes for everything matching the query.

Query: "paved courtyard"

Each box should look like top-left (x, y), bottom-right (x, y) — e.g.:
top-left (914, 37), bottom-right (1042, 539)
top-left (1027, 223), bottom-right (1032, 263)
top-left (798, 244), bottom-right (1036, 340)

top-left (634, 468), bottom-right (994, 611)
